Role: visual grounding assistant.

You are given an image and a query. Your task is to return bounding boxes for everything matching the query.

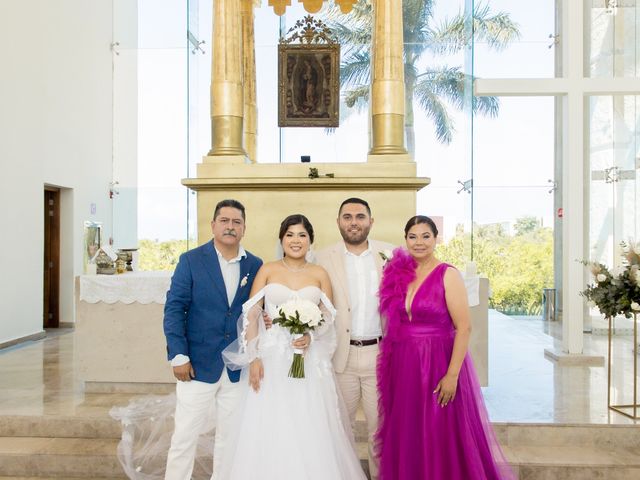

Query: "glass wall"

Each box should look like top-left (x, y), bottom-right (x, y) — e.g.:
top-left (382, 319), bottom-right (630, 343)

top-left (588, 94), bottom-right (640, 328)
top-left (473, 0), bottom-right (556, 78)
top-left (586, 0), bottom-right (639, 78)
top-left (585, 0), bottom-right (640, 329)
top-left (113, 0), bottom-right (192, 270)
top-left (473, 97), bottom-right (555, 315)
top-left (114, 0), bottom-right (557, 288)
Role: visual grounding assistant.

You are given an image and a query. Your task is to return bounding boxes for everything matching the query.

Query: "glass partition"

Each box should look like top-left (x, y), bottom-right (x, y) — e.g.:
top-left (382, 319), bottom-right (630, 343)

top-left (588, 94), bottom-right (640, 329)
top-left (586, 0), bottom-right (639, 78)
top-left (112, 0), bottom-right (554, 276)
top-left (473, 97), bottom-right (555, 316)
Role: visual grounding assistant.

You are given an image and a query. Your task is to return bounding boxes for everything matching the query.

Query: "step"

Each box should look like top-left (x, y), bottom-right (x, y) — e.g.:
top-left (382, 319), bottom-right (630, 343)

top-left (494, 422), bottom-right (640, 448)
top-left (0, 415), bottom-right (121, 439)
top-left (504, 444), bottom-right (640, 480)
top-left (0, 477), bottom-right (127, 480)
top-left (0, 437), bottom-right (122, 478)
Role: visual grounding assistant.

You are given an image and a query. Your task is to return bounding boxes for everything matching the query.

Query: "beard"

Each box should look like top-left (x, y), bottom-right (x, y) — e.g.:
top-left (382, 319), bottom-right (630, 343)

top-left (339, 225), bottom-right (370, 245)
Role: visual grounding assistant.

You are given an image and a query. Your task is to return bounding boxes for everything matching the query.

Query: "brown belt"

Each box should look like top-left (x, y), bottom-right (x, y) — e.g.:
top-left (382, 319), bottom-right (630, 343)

top-left (349, 337), bottom-right (382, 347)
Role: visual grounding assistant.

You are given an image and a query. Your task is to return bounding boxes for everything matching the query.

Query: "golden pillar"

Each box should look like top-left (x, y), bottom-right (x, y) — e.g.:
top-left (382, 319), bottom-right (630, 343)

top-left (208, 0), bottom-right (246, 158)
top-left (368, 0), bottom-right (409, 159)
top-left (241, 0), bottom-right (257, 163)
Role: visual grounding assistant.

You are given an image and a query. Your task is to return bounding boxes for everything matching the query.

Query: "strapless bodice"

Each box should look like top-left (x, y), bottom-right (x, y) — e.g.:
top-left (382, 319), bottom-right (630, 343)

top-left (263, 283), bottom-right (323, 319)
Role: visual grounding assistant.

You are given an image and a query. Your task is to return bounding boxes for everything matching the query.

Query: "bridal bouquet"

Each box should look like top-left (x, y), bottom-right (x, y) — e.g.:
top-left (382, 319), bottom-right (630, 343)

top-left (273, 298), bottom-right (324, 378)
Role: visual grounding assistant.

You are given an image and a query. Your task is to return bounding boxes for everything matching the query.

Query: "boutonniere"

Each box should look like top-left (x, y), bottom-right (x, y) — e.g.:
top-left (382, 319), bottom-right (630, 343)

top-left (240, 273), bottom-right (250, 288)
top-left (379, 249), bottom-right (393, 265)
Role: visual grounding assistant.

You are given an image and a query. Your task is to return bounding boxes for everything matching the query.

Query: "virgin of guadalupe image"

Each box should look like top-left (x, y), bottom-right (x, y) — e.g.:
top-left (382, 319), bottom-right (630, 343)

top-left (299, 59), bottom-right (318, 114)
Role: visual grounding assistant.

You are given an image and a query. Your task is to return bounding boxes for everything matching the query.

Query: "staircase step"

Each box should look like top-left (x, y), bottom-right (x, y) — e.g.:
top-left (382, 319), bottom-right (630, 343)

top-left (2, 415), bottom-right (640, 479)
top-left (504, 444), bottom-right (640, 480)
top-left (0, 437), bottom-right (122, 478)
top-left (494, 422), bottom-right (640, 449)
top-left (0, 415), bottom-right (121, 439)
top-left (0, 477), bottom-right (127, 480)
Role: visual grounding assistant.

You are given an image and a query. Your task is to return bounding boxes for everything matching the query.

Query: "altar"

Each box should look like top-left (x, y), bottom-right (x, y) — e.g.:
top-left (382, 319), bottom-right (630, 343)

top-left (75, 271), bottom-right (490, 391)
top-left (75, 272), bottom-right (175, 392)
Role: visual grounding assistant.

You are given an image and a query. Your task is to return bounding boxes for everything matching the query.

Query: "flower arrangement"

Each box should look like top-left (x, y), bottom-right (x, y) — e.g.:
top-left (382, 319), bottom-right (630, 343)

top-left (273, 298), bottom-right (324, 378)
top-left (582, 241), bottom-right (640, 319)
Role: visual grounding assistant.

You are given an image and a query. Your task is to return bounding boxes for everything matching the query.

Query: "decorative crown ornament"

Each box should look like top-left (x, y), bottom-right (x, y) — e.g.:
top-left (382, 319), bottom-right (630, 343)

top-left (280, 15), bottom-right (338, 45)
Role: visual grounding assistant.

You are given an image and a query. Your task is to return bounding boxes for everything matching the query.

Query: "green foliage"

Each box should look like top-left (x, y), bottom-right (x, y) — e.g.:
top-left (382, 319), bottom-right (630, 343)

top-left (138, 239), bottom-right (190, 271)
top-left (514, 216), bottom-right (539, 236)
top-left (437, 221), bottom-right (553, 316)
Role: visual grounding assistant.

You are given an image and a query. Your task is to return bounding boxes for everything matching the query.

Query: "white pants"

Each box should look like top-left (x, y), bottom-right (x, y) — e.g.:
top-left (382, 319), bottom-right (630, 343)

top-left (335, 343), bottom-right (379, 480)
top-left (165, 370), bottom-right (241, 480)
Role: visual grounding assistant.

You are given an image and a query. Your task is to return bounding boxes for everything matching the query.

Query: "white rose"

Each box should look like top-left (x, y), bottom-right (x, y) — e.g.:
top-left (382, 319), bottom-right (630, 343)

top-left (596, 273), bottom-right (607, 282)
top-left (635, 270), bottom-right (640, 288)
top-left (631, 302), bottom-right (640, 312)
top-left (632, 242), bottom-right (640, 255)
top-left (279, 298), bottom-right (322, 328)
top-left (587, 300), bottom-right (596, 308)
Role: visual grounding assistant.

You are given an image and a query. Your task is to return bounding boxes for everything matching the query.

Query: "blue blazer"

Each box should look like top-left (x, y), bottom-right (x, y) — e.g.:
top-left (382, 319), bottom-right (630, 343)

top-left (163, 240), bottom-right (262, 383)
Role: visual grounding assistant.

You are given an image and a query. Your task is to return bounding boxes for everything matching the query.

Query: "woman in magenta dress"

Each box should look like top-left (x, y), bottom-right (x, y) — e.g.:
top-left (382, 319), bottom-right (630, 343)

top-left (376, 215), bottom-right (514, 480)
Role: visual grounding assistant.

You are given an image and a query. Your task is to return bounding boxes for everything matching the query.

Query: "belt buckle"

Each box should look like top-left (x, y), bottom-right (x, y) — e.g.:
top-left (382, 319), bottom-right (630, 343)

top-left (352, 339), bottom-right (364, 347)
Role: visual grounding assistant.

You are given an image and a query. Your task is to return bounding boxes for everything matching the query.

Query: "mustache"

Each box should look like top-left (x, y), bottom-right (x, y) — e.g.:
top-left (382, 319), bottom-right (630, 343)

top-left (223, 230), bottom-right (237, 236)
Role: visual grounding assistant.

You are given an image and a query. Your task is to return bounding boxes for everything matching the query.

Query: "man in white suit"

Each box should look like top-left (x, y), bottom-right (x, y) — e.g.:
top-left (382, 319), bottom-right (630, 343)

top-left (315, 198), bottom-right (394, 480)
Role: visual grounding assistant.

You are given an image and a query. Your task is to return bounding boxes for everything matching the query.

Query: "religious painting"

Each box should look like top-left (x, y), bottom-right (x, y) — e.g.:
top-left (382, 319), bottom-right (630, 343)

top-left (278, 43), bottom-right (340, 128)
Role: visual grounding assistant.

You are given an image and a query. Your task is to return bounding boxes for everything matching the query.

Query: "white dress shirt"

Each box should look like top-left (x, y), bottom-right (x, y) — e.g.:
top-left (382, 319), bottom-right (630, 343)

top-left (344, 245), bottom-right (382, 340)
top-left (170, 244), bottom-right (247, 367)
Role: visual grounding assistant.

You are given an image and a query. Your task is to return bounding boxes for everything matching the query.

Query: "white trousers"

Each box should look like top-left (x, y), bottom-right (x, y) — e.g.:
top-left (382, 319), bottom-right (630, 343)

top-left (165, 370), bottom-right (241, 480)
top-left (335, 343), bottom-right (379, 480)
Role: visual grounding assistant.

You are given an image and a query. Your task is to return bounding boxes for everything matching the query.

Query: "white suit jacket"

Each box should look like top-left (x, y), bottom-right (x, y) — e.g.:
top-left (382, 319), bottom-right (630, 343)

top-left (315, 239), bottom-right (395, 373)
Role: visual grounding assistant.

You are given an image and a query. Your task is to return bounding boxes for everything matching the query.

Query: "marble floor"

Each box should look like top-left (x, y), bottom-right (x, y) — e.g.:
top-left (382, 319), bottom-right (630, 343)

top-left (0, 312), bottom-right (638, 426)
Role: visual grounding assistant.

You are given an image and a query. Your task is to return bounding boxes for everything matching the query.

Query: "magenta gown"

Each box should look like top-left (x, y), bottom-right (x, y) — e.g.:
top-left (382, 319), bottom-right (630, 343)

top-left (376, 249), bottom-right (514, 480)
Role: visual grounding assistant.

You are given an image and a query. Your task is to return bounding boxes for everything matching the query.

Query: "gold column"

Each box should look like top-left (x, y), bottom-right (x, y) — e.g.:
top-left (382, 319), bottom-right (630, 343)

top-left (208, 0), bottom-right (246, 158)
top-left (241, 0), bottom-right (257, 163)
top-left (368, 0), bottom-right (408, 158)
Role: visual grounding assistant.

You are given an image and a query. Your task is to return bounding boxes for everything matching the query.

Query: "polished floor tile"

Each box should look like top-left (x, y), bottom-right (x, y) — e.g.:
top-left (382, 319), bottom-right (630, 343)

top-left (0, 313), bottom-right (638, 426)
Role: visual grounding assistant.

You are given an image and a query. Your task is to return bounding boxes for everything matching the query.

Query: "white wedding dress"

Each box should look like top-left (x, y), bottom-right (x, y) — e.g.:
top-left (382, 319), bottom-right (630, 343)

top-left (218, 283), bottom-right (367, 480)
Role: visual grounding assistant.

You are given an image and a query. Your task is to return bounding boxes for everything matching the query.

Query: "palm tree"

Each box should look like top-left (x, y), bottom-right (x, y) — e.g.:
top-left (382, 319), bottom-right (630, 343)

top-left (324, 0), bottom-right (520, 155)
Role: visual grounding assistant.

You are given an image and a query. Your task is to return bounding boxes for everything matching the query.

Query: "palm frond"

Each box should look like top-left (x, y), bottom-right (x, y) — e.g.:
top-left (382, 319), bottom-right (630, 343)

top-left (429, 2), bottom-right (520, 55)
top-left (414, 90), bottom-right (455, 144)
top-left (473, 2), bottom-right (521, 50)
top-left (416, 66), bottom-right (466, 111)
top-left (472, 95), bottom-right (499, 117)
top-left (415, 67), bottom-right (500, 118)
top-left (340, 52), bottom-right (371, 87)
top-left (343, 85), bottom-right (369, 111)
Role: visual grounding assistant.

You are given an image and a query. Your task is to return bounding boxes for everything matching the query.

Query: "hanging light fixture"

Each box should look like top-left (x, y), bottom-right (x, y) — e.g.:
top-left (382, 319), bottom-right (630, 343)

top-left (268, 0), bottom-right (356, 16)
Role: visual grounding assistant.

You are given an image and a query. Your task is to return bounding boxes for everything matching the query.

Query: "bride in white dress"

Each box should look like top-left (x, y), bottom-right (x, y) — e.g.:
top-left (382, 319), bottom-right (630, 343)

top-left (218, 214), bottom-right (367, 480)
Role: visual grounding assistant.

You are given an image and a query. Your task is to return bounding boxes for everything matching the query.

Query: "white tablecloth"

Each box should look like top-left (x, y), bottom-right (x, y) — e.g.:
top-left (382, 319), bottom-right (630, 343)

top-left (79, 271), bottom-right (172, 304)
top-left (79, 271), bottom-right (483, 307)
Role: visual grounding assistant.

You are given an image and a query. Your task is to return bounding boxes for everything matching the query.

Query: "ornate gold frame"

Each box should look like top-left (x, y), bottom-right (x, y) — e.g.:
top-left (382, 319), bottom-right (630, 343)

top-left (278, 16), bottom-right (340, 128)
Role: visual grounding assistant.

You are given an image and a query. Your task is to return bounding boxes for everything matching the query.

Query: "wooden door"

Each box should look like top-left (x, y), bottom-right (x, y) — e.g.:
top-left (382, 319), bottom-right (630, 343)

top-left (44, 188), bottom-right (60, 328)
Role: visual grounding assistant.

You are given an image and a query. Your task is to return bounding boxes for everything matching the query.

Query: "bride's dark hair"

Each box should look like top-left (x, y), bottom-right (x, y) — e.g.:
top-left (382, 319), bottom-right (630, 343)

top-left (279, 214), bottom-right (315, 244)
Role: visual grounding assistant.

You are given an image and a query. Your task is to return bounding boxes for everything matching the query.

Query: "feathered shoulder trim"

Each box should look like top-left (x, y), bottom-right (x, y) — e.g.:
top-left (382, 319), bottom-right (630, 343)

top-left (378, 247), bottom-right (416, 318)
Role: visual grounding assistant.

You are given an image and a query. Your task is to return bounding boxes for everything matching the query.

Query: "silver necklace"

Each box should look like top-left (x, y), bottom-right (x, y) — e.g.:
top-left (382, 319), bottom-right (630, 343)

top-left (281, 258), bottom-right (308, 273)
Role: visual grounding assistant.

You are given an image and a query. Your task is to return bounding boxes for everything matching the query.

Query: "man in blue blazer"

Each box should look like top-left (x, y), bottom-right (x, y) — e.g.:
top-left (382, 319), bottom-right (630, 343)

top-left (164, 199), bottom-right (262, 480)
